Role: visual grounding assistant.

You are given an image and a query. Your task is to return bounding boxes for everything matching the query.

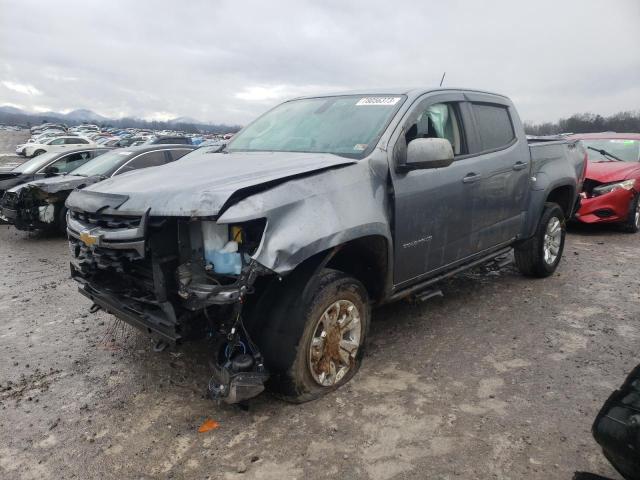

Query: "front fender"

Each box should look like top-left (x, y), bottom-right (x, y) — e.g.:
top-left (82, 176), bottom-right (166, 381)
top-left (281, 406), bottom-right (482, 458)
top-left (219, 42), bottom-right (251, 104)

top-left (218, 161), bottom-right (392, 274)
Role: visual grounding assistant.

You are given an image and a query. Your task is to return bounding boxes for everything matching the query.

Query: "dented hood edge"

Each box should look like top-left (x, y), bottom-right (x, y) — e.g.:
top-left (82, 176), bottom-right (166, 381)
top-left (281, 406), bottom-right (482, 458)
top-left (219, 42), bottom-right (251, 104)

top-left (67, 151), bottom-right (357, 217)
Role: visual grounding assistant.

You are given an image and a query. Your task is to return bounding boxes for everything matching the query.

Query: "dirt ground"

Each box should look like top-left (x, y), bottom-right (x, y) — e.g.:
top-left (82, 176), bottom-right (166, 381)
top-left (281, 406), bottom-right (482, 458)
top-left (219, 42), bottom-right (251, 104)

top-left (1, 132), bottom-right (638, 479)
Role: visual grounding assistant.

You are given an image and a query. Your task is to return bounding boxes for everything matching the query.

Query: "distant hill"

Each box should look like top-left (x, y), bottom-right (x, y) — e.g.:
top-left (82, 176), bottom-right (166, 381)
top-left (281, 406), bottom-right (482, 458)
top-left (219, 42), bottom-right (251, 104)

top-left (0, 105), bottom-right (241, 134)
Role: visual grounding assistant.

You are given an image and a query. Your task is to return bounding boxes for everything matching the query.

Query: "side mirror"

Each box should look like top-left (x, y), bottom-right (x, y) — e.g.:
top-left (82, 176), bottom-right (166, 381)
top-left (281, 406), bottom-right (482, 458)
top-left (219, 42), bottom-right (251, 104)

top-left (405, 138), bottom-right (454, 170)
top-left (43, 166), bottom-right (59, 177)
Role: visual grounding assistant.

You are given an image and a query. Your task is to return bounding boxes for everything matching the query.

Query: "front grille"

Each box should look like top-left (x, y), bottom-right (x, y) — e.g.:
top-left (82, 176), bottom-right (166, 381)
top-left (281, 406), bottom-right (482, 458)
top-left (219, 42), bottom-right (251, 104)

top-left (70, 210), bottom-right (141, 229)
top-left (595, 209), bottom-right (615, 218)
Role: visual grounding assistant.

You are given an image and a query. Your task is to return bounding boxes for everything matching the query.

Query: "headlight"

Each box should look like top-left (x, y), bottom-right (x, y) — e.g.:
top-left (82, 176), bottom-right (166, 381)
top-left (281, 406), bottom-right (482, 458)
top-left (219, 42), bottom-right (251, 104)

top-left (592, 179), bottom-right (636, 196)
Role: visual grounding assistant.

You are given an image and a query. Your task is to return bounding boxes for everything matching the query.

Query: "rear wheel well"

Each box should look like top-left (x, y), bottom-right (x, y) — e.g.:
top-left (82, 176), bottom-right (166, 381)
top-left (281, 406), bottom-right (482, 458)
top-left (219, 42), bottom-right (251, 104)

top-left (546, 185), bottom-right (574, 217)
top-left (325, 235), bottom-right (389, 303)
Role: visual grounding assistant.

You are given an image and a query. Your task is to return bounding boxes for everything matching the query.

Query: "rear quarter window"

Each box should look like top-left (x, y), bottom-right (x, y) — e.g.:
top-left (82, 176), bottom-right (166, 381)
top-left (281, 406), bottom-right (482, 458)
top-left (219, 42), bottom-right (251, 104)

top-left (472, 104), bottom-right (515, 151)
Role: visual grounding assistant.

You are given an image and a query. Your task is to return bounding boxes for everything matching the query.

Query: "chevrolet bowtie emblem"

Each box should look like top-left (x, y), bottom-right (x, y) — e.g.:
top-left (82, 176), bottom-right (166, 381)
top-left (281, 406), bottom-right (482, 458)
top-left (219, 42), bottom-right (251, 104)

top-left (79, 230), bottom-right (100, 247)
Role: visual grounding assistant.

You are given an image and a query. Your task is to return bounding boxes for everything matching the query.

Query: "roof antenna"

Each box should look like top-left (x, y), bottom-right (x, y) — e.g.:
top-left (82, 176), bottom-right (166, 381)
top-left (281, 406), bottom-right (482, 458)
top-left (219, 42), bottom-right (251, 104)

top-left (439, 72), bottom-right (446, 87)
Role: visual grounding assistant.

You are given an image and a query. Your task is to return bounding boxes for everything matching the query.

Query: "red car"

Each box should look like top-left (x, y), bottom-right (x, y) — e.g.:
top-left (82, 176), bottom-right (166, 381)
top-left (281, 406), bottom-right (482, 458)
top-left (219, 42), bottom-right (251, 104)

top-left (571, 133), bottom-right (640, 233)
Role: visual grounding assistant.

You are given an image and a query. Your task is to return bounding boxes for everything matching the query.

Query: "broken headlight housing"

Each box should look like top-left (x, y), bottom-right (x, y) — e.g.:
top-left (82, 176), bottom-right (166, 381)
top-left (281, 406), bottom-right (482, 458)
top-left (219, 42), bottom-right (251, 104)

top-left (592, 179), bottom-right (636, 197)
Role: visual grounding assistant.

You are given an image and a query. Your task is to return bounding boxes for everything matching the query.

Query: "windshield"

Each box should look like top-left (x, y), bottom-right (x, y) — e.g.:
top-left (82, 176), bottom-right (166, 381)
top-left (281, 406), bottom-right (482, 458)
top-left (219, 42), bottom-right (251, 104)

top-left (227, 95), bottom-right (405, 158)
top-left (583, 139), bottom-right (640, 162)
top-left (13, 152), bottom-right (59, 173)
top-left (71, 150), bottom-right (131, 177)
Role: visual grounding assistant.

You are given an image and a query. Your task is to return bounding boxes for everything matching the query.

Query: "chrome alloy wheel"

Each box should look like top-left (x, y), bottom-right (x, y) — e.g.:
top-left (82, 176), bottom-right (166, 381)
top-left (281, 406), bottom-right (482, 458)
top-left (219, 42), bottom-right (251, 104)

top-left (634, 200), bottom-right (640, 229)
top-left (543, 216), bottom-right (562, 265)
top-left (308, 299), bottom-right (362, 387)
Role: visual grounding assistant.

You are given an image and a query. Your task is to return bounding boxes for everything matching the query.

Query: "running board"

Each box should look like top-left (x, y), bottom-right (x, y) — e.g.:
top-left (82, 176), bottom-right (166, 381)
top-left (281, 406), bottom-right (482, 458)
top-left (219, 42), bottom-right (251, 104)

top-left (387, 246), bottom-right (512, 304)
top-left (413, 288), bottom-right (443, 303)
top-left (491, 254), bottom-right (512, 269)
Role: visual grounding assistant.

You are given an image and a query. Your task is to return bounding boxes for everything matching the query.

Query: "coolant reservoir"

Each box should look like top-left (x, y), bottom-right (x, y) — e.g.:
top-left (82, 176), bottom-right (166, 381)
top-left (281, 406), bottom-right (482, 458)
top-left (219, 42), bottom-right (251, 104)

top-left (202, 222), bottom-right (242, 275)
top-left (209, 242), bottom-right (242, 275)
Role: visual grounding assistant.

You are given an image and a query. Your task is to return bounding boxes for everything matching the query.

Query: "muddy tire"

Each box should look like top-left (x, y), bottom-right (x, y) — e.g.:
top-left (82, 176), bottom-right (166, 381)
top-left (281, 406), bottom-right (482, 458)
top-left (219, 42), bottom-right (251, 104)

top-left (57, 205), bottom-right (68, 236)
top-left (262, 268), bottom-right (370, 403)
top-left (514, 202), bottom-right (566, 278)
top-left (621, 194), bottom-right (640, 233)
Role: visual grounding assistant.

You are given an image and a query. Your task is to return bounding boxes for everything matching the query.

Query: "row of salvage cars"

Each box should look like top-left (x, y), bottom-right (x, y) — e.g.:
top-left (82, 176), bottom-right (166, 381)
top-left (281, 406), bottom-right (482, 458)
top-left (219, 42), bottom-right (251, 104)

top-left (0, 145), bottom-right (197, 232)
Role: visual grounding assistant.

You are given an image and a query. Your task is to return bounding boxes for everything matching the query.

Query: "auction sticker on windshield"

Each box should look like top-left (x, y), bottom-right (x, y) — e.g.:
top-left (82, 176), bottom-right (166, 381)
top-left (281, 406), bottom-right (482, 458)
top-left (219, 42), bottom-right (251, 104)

top-left (356, 97), bottom-right (401, 106)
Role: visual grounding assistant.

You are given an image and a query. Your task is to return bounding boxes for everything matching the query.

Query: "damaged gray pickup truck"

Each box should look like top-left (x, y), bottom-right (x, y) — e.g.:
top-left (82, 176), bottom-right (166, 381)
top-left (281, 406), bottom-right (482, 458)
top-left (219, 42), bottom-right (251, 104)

top-left (66, 88), bottom-right (586, 403)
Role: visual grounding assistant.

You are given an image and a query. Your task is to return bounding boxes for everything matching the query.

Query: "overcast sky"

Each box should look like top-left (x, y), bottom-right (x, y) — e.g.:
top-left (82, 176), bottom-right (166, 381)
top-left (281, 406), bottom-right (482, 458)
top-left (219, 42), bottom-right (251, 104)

top-left (1, 0), bottom-right (639, 125)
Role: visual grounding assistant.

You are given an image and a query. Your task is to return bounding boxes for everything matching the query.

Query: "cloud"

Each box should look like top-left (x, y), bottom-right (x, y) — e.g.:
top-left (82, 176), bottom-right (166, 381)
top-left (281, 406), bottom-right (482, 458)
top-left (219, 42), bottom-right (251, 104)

top-left (235, 84), bottom-right (347, 102)
top-left (235, 86), bottom-right (291, 102)
top-left (1, 0), bottom-right (639, 125)
top-left (1, 81), bottom-right (42, 96)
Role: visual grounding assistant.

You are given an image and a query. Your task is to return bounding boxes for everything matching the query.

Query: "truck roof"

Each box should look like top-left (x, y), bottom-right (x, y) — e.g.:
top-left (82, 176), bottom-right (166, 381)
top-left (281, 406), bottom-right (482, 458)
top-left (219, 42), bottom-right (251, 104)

top-left (567, 132), bottom-right (640, 140)
top-left (291, 87), bottom-right (510, 102)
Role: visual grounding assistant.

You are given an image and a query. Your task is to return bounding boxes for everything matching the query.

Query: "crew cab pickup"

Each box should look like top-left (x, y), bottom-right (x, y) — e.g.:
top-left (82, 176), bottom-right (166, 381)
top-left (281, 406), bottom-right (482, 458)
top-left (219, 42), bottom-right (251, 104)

top-left (66, 88), bottom-right (586, 404)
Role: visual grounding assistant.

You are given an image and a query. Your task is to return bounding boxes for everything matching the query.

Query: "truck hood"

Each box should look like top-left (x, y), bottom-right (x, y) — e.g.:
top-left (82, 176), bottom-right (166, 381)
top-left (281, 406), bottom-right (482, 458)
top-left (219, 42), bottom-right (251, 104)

top-left (586, 161), bottom-right (640, 183)
top-left (8, 175), bottom-right (101, 195)
top-left (68, 151), bottom-right (357, 216)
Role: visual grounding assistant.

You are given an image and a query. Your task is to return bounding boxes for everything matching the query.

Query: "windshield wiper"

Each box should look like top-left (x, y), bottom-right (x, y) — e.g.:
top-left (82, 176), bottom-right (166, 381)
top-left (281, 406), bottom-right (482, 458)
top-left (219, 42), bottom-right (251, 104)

top-left (588, 146), bottom-right (623, 162)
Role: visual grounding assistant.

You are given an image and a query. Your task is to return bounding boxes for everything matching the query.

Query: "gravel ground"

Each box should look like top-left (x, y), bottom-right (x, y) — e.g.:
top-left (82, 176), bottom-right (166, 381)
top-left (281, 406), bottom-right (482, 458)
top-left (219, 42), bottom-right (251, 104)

top-left (1, 133), bottom-right (638, 479)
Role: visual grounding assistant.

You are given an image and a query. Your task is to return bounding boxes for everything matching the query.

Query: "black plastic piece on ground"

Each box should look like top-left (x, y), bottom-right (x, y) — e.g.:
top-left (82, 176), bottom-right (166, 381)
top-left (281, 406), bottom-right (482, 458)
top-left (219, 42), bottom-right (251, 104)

top-left (592, 363), bottom-right (640, 480)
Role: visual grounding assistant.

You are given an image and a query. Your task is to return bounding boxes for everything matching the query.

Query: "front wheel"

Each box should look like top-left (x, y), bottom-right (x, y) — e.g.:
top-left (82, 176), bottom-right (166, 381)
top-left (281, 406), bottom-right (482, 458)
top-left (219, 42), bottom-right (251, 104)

top-left (264, 269), bottom-right (370, 403)
top-left (515, 202), bottom-right (566, 278)
top-left (31, 149), bottom-right (45, 157)
top-left (56, 205), bottom-right (68, 236)
top-left (621, 194), bottom-right (640, 233)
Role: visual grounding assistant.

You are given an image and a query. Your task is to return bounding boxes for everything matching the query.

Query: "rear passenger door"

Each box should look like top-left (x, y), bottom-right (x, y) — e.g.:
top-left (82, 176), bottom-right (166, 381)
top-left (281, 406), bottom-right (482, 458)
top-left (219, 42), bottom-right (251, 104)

top-left (464, 94), bottom-right (531, 250)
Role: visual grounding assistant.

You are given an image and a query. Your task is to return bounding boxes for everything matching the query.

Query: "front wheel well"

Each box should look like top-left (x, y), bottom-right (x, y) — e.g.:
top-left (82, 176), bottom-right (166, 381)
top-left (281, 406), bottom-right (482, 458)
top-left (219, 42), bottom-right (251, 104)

top-left (546, 185), bottom-right (575, 217)
top-left (324, 235), bottom-right (389, 303)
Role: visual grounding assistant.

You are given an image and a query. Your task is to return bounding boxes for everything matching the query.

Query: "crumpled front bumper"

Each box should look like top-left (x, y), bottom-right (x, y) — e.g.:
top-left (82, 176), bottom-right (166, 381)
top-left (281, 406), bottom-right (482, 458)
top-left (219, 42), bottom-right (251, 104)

top-left (575, 187), bottom-right (636, 224)
top-left (73, 271), bottom-right (183, 342)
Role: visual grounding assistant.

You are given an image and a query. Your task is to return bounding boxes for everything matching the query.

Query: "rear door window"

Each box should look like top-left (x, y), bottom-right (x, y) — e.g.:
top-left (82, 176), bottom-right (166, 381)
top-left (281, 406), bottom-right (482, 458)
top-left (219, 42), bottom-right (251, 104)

top-left (472, 104), bottom-right (515, 151)
top-left (115, 150), bottom-right (169, 175)
top-left (169, 149), bottom-right (192, 162)
top-left (42, 151), bottom-right (93, 174)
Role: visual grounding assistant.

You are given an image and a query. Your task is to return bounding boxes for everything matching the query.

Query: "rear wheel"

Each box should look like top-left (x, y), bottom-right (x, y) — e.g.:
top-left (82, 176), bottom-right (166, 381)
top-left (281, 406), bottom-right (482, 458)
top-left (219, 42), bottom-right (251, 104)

top-left (621, 194), bottom-right (640, 233)
top-left (515, 202), bottom-right (566, 278)
top-left (262, 268), bottom-right (370, 403)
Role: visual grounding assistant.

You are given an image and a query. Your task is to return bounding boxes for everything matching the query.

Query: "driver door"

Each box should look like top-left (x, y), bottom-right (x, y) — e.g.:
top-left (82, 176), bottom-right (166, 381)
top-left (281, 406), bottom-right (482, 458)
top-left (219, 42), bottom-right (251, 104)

top-left (390, 93), bottom-right (481, 287)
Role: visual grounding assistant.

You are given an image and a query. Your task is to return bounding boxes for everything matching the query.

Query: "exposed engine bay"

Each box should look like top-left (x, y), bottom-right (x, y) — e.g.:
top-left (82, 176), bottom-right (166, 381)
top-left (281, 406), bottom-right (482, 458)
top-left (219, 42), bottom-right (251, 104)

top-left (68, 210), bottom-right (274, 403)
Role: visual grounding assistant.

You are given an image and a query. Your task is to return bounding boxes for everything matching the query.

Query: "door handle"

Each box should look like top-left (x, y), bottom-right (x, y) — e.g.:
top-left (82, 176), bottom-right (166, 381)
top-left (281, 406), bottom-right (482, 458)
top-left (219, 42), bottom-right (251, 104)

top-left (462, 173), bottom-right (482, 184)
top-left (513, 161), bottom-right (528, 171)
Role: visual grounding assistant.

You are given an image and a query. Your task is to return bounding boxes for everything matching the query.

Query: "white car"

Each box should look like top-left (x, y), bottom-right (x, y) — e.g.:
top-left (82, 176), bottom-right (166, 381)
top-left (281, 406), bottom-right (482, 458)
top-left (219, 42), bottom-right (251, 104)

top-left (23, 136), bottom-right (96, 158)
